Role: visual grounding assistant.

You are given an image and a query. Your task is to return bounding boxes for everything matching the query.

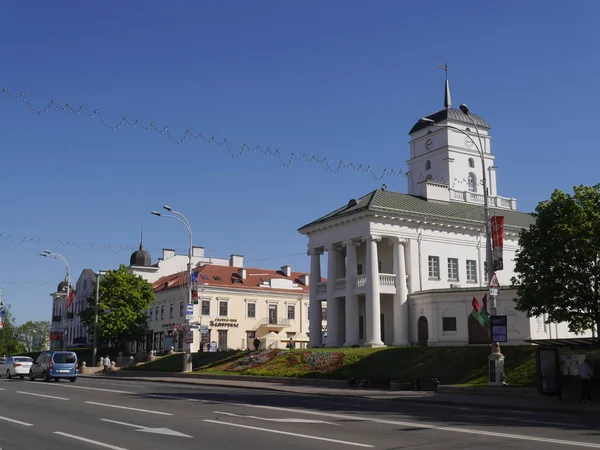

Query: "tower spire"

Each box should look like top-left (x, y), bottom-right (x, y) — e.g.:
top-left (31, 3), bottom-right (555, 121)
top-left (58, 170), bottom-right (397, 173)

top-left (438, 62), bottom-right (451, 109)
top-left (139, 226), bottom-right (144, 250)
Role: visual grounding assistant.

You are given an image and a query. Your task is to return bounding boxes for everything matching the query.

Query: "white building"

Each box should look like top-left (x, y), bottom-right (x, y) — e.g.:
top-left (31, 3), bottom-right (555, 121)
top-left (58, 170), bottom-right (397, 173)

top-left (298, 79), bottom-right (591, 348)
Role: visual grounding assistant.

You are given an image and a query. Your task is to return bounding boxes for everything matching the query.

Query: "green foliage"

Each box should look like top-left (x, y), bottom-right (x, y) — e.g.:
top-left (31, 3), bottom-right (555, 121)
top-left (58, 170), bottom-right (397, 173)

top-left (14, 321), bottom-right (51, 352)
top-left (511, 184), bottom-right (600, 335)
top-left (0, 306), bottom-right (25, 355)
top-left (78, 265), bottom-right (155, 347)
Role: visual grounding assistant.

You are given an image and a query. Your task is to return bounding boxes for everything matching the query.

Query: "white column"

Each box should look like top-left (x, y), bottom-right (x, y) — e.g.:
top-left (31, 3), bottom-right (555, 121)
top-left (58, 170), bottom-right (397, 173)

top-left (392, 237), bottom-right (410, 346)
top-left (308, 248), bottom-right (323, 348)
top-left (343, 240), bottom-right (359, 347)
top-left (363, 234), bottom-right (384, 347)
top-left (325, 245), bottom-right (341, 347)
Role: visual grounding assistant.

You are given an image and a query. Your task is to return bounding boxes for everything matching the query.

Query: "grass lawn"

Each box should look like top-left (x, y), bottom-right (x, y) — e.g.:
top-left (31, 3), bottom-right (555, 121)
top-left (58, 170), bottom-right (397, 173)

top-left (128, 345), bottom-right (537, 386)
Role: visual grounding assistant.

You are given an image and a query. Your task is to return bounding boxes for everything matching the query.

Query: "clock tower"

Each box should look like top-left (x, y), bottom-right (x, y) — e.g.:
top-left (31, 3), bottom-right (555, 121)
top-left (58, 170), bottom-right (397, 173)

top-left (406, 77), bottom-right (499, 205)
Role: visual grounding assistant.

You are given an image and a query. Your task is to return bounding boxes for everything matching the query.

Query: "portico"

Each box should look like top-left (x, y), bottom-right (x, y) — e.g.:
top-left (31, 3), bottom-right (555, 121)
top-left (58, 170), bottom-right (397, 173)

top-left (307, 235), bottom-right (410, 348)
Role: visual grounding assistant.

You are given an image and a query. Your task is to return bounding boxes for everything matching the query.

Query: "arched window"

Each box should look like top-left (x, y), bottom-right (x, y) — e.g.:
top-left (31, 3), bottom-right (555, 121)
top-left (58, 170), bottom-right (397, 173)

top-left (468, 172), bottom-right (477, 193)
top-left (425, 160), bottom-right (431, 171)
top-left (468, 158), bottom-right (475, 168)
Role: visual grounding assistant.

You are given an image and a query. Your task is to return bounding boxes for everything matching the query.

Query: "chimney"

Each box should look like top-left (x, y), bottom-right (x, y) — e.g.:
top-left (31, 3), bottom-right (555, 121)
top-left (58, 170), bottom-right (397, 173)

top-left (238, 268), bottom-right (247, 279)
top-left (299, 274), bottom-right (309, 286)
top-left (229, 254), bottom-right (244, 267)
top-left (281, 265), bottom-right (292, 277)
top-left (192, 246), bottom-right (205, 258)
top-left (162, 249), bottom-right (175, 260)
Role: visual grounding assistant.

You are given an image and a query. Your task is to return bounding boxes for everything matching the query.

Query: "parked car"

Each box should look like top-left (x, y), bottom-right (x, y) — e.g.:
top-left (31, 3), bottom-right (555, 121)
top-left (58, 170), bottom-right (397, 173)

top-left (29, 351), bottom-right (78, 382)
top-left (0, 356), bottom-right (33, 379)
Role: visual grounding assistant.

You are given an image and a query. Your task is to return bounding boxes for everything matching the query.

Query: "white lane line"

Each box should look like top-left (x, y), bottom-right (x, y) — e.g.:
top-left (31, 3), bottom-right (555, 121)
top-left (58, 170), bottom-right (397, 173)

top-left (82, 381), bottom-right (147, 388)
top-left (205, 420), bottom-right (373, 448)
top-left (214, 410), bottom-right (339, 425)
top-left (53, 432), bottom-right (128, 450)
top-left (0, 388), bottom-right (5, 391)
top-left (17, 391), bottom-right (69, 401)
top-left (232, 403), bottom-right (600, 448)
top-left (53, 384), bottom-right (133, 394)
top-left (0, 416), bottom-right (34, 427)
top-left (85, 401), bottom-right (173, 416)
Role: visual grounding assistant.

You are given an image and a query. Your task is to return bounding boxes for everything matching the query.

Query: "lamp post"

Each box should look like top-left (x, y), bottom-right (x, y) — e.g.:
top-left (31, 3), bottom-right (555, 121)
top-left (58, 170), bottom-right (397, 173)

top-left (152, 205), bottom-right (194, 373)
top-left (92, 270), bottom-right (109, 369)
top-left (40, 250), bottom-right (71, 350)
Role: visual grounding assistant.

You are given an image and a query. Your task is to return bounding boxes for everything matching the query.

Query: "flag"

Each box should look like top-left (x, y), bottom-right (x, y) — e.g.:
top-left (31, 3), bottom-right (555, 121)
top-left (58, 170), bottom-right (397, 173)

top-left (67, 290), bottom-right (75, 309)
top-left (471, 297), bottom-right (485, 327)
top-left (480, 294), bottom-right (490, 326)
top-left (190, 271), bottom-right (199, 284)
top-left (0, 309), bottom-right (4, 329)
top-left (491, 216), bottom-right (505, 271)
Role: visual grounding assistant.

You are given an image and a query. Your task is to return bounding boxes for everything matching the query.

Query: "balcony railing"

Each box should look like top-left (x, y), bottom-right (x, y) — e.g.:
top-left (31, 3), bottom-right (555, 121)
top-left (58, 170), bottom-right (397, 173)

top-left (316, 273), bottom-right (398, 299)
top-left (253, 317), bottom-right (291, 330)
top-left (52, 315), bottom-right (62, 322)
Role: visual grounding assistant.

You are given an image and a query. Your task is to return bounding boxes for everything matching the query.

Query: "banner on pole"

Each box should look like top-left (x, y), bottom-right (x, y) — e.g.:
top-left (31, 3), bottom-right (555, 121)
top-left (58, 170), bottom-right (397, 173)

top-left (490, 216), bottom-right (505, 271)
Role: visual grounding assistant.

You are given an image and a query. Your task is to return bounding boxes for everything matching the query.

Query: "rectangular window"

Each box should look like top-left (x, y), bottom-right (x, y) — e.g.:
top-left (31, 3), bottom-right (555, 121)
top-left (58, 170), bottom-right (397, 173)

top-left (201, 300), bottom-right (210, 316)
top-left (155, 306), bottom-right (159, 320)
top-left (169, 303), bottom-right (174, 318)
top-left (160, 305), bottom-right (164, 320)
top-left (247, 303), bottom-right (256, 318)
top-left (357, 264), bottom-right (363, 275)
top-left (466, 260), bottom-right (478, 282)
top-left (287, 305), bottom-right (296, 320)
top-left (484, 261), bottom-right (489, 281)
top-left (321, 305), bottom-right (327, 321)
top-left (428, 256), bottom-right (440, 279)
top-left (359, 316), bottom-right (364, 340)
top-left (218, 330), bottom-right (228, 349)
top-left (179, 302), bottom-right (184, 317)
top-left (447, 258), bottom-right (459, 281)
top-left (442, 317), bottom-right (457, 332)
top-left (149, 309), bottom-right (153, 321)
top-left (219, 301), bottom-right (228, 317)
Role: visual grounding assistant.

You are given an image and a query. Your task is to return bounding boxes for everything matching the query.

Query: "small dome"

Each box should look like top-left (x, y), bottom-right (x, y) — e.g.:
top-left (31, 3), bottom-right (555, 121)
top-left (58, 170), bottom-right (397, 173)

top-left (57, 280), bottom-right (69, 292)
top-left (130, 244), bottom-right (152, 267)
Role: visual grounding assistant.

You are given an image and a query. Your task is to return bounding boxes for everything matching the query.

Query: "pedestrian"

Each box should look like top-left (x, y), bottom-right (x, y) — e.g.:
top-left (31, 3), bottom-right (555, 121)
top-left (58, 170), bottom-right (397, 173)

top-left (253, 337), bottom-right (261, 351)
top-left (102, 356), bottom-right (111, 376)
top-left (579, 358), bottom-right (594, 403)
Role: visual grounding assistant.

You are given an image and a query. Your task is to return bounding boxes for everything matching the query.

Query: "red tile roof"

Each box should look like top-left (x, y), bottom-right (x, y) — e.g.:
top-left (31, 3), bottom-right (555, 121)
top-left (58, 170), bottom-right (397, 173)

top-left (152, 264), bottom-right (325, 295)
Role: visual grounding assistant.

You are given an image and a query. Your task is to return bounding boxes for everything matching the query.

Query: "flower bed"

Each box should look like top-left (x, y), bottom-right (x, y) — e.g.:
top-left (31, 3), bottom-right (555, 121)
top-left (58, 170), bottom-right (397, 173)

top-left (225, 350), bottom-right (280, 372)
top-left (302, 351), bottom-right (344, 372)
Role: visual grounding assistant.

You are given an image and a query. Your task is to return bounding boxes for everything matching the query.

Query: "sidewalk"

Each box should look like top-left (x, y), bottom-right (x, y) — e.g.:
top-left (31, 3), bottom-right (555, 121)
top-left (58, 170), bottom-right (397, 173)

top-left (81, 371), bottom-right (600, 414)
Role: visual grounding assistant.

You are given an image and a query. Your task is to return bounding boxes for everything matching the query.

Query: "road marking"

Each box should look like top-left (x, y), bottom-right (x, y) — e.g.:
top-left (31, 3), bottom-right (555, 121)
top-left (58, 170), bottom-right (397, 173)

top-left (100, 419), bottom-right (193, 438)
top-left (214, 410), bottom-right (339, 425)
top-left (85, 401), bottom-right (173, 415)
top-left (53, 384), bottom-right (133, 394)
top-left (205, 420), bottom-right (374, 448)
top-left (231, 403), bottom-right (600, 448)
top-left (0, 388), bottom-right (5, 391)
top-left (0, 416), bottom-right (34, 427)
top-left (17, 391), bottom-right (69, 401)
top-left (53, 432), bottom-right (129, 450)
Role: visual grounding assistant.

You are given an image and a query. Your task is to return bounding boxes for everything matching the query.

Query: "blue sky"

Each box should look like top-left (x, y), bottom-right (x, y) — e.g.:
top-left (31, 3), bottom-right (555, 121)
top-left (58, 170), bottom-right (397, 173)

top-left (1, 1), bottom-right (598, 324)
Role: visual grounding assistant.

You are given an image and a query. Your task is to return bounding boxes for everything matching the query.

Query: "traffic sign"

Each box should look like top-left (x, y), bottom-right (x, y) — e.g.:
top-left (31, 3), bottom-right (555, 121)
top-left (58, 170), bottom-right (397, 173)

top-left (489, 272), bottom-right (500, 288)
top-left (186, 304), bottom-right (194, 316)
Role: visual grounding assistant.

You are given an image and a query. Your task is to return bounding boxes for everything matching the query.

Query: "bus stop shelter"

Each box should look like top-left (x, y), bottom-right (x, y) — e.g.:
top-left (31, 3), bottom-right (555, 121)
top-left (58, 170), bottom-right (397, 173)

top-left (526, 337), bottom-right (599, 400)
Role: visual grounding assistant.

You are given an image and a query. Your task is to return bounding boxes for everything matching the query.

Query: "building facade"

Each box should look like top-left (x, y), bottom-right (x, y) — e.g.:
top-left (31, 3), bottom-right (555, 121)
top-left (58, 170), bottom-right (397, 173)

top-left (298, 79), bottom-right (592, 348)
top-left (147, 264), bottom-right (317, 353)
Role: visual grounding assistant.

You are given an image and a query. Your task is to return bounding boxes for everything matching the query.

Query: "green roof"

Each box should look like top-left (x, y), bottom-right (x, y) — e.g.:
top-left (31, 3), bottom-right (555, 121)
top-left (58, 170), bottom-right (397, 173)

top-left (298, 189), bottom-right (535, 232)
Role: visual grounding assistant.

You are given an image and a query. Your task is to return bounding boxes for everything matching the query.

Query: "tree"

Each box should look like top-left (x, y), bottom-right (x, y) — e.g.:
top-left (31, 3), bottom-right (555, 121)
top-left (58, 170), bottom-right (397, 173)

top-left (0, 306), bottom-right (25, 355)
top-left (79, 265), bottom-right (155, 347)
top-left (511, 184), bottom-right (600, 336)
top-left (15, 321), bottom-right (51, 352)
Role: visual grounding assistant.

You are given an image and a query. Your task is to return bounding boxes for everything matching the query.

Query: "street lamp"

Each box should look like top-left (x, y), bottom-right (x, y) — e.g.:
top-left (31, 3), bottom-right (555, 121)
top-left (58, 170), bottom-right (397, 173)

top-left (419, 111), bottom-right (496, 317)
top-left (151, 205), bottom-right (194, 373)
top-left (40, 250), bottom-right (71, 351)
top-left (92, 270), bottom-right (109, 369)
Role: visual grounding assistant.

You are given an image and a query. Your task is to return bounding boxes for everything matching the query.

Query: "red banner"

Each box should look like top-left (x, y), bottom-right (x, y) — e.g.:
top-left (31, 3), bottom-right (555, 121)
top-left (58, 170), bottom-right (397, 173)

top-left (50, 331), bottom-right (64, 341)
top-left (490, 216), bottom-right (505, 271)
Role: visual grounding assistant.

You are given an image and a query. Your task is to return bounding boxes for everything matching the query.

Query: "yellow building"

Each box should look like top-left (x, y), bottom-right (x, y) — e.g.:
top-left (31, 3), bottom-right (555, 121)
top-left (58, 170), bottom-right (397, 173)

top-left (147, 264), bottom-right (322, 353)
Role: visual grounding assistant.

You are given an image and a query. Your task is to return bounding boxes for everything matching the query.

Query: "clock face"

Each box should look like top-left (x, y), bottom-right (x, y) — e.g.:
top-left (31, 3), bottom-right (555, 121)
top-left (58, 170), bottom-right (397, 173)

top-left (464, 136), bottom-right (473, 148)
top-left (425, 139), bottom-right (433, 150)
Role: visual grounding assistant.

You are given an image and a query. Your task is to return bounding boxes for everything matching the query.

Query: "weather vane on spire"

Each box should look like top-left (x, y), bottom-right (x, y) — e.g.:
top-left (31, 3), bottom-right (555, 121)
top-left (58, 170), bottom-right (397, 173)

top-left (438, 62), bottom-right (451, 108)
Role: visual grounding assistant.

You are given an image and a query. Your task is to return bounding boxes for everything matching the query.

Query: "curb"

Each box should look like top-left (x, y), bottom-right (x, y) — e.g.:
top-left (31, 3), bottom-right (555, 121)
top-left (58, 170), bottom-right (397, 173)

top-left (78, 374), bottom-right (396, 400)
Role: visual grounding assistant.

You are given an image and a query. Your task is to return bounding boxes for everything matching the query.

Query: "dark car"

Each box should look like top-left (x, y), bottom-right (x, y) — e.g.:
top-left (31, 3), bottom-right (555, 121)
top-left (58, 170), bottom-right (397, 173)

top-left (29, 351), bottom-right (78, 382)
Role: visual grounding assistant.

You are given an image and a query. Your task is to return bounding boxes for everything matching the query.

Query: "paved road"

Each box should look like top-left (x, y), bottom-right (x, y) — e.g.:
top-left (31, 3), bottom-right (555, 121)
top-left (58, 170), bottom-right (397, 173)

top-left (0, 376), bottom-right (598, 450)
